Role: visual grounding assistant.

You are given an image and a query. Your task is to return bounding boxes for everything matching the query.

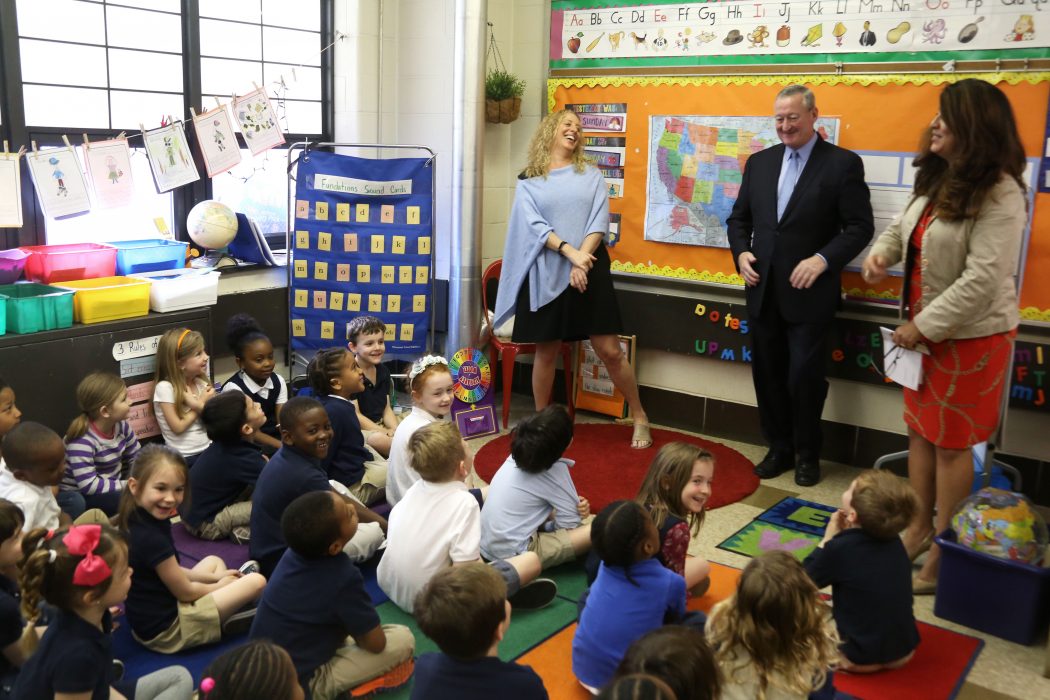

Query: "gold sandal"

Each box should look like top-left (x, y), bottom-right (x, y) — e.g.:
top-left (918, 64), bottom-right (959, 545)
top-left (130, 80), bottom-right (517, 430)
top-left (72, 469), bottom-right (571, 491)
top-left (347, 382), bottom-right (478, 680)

top-left (905, 530), bottom-right (934, 562)
top-left (631, 422), bottom-right (653, 449)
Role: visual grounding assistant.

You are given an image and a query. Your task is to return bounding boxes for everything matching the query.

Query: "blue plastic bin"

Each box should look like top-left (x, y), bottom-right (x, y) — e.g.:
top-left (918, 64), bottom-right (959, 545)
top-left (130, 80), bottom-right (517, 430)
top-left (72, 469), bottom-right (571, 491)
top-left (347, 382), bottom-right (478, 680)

top-left (110, 239), bottom-right (188, 275)
top-left (934, 528), bottom-right (1050, 645)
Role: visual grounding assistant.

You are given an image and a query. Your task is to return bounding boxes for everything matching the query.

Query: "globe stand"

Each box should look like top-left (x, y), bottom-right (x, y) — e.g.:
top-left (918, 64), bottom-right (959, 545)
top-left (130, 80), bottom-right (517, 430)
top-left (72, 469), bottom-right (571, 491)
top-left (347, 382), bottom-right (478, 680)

top-left (188, 247), bottom-right (239, 270)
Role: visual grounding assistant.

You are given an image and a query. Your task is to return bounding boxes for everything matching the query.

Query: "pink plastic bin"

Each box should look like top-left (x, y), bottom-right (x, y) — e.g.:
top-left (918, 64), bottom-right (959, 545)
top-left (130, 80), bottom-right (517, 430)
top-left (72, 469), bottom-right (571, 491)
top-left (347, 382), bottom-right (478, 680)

top-left (20, 243), bottom-right (117, 284)
top-left (0, 249), bottom-right (29, 284)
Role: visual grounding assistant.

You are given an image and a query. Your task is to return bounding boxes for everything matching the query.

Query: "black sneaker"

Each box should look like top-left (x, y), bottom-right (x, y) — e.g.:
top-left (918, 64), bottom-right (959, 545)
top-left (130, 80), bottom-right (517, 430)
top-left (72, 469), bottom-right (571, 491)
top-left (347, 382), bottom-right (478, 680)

top-left (238, 559), bottom-right (261, 576)
top-left (110, 659), bottom-right (125, 683)
top-left (508, 578), bottom-right (558, 610)
top-left (221, 606), bottom-right (257, 637)
top-left (229, 526), bottom-right (251, 545)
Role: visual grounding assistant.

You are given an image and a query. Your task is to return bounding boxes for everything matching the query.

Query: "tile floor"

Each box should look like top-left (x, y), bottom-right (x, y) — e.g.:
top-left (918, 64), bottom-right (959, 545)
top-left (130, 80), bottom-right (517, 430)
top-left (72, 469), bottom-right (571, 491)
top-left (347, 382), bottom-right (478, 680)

top-left (478, 398), bottom-right (1049, 700)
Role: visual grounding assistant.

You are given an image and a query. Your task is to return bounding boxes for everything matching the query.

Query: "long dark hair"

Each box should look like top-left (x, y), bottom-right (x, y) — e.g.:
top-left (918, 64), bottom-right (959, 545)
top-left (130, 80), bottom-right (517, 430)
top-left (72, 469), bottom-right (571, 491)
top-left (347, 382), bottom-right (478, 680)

top-left (913, 78), bottom-right (1026, 222)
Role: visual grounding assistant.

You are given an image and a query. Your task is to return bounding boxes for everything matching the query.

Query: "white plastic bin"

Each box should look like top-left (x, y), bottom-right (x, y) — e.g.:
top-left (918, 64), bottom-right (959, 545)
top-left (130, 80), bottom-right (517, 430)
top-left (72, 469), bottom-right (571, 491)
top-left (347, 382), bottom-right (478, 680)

top-left (131, 268), bottom-right (220, 312)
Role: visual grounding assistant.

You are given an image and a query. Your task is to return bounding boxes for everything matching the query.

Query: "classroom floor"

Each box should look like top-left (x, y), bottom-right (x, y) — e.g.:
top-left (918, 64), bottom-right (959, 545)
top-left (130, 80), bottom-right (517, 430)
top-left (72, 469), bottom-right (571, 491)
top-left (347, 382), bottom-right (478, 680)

top-left (485, 395), bottom-right (1049, 700)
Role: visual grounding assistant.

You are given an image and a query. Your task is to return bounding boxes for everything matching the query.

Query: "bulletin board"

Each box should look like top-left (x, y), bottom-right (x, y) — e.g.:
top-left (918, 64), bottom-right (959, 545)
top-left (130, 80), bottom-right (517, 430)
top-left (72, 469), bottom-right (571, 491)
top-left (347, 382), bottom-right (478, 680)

top-left (290, 149), bottom-right (434, 359)
top-left (548, 73), bottom-right (1050, 322)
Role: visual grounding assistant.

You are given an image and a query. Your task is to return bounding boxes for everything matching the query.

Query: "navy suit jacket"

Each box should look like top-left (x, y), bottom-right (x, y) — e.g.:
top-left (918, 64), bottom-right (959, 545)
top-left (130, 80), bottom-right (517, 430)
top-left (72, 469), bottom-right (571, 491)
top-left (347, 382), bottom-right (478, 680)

top-left (727, 136), bottom-right (874, 324)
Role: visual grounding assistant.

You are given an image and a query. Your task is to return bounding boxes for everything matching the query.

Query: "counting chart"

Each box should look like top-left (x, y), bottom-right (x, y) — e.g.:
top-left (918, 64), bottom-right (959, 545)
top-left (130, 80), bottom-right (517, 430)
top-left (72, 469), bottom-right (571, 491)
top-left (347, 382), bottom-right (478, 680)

top-left (289, 148), bottom-right (435, 358)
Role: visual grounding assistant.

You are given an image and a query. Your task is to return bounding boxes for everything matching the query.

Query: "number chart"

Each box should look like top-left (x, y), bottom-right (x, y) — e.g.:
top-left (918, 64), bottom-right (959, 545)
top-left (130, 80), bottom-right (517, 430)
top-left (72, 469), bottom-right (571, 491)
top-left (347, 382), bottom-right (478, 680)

top-left (291, 150), bottom-right (434, 356)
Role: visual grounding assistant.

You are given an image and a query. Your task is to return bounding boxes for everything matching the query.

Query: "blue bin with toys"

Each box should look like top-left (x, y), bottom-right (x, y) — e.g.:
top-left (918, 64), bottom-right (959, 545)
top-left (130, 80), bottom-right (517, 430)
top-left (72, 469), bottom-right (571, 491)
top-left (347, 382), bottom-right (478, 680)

top-left (934, 528), bottom-right (1050, 644)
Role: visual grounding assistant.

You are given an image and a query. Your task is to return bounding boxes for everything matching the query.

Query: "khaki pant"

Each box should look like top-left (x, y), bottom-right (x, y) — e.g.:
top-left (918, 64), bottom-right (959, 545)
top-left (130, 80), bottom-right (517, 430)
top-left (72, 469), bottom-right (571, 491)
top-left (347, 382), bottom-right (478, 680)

top-left (342, 448), bottom-right (388, 506)
top-left (184, 501), bottom-right (252, 540)
top-left (528, 514), bottom-right (594, 568)
top-left (309, 624), bottom-right (415, 700)
top-left (72, 509), bottom-right (110, 526)
top-left (134, 594), bottom-right (220, 654)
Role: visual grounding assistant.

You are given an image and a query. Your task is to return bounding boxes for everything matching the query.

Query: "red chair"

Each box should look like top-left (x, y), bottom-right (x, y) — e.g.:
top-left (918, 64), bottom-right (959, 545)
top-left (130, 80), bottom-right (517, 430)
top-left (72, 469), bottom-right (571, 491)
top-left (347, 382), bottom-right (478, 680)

top-left (482, 260), bottom-right (574, 427)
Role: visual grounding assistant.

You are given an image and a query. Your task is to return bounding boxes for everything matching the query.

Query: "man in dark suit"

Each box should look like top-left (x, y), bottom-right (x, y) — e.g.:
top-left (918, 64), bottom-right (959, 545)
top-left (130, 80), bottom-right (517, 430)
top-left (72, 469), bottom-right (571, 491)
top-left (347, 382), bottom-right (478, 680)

top-left (727, 85), bottom-right (873, 486)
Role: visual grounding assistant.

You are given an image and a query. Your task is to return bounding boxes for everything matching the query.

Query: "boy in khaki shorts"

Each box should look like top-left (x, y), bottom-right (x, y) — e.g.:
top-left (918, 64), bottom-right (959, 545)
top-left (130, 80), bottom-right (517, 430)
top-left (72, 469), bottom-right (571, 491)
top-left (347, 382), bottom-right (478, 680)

top-left (250, 490), bottom-right (415, 699)
top-left (479, 405), bottom-right (593, 569)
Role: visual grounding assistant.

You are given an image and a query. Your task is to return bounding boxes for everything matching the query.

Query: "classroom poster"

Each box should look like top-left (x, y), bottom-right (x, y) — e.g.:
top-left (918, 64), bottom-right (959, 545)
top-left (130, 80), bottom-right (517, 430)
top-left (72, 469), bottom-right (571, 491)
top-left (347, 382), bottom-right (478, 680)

top-left (83, 137), bottom-right (135, 208)
top-left (26, 146), bottom-right (91, 219)
top-left (193, 105), bottom-right (242, 177)
top-left (292, 150), bottom-right (433, 356)
top-left (233, 89), bottom-right (285, 155)
top-left (0, 154), bottom-right (23, 227)
top-left (143, 122), bottom-right (199, 193)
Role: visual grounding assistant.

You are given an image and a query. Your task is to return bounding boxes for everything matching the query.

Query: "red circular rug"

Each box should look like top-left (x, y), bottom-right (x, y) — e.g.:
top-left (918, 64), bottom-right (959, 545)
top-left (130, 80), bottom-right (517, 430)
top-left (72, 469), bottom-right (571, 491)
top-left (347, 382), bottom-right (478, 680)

top-left (473, 424), bottom-right (758, 513)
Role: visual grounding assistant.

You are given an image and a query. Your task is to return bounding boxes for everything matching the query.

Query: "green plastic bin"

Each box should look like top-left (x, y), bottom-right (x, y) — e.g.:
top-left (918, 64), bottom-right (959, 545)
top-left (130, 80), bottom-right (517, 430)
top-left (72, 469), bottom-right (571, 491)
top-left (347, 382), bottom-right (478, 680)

top-left (0, 283), bottom-right (75, 334)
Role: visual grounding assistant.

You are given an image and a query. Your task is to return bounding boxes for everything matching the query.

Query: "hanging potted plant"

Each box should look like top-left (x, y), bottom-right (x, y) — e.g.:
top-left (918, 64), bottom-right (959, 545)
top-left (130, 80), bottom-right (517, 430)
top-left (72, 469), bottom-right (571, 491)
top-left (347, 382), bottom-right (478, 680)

top-left (485, 69), bottom-right (525, 124)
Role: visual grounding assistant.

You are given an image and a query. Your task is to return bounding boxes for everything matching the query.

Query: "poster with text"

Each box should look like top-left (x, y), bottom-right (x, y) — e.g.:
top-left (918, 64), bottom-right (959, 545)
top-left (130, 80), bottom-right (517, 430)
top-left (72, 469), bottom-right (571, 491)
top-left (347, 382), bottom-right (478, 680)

top-left (143, 122), bottom-right (199, 193)
top-left (193, 105), bottom-right (242, 177)
top-left (233, 89), bottom-right (285, 155)
top-left (26, 146), bottom-right (91, 219)
top-left (84, 138), bottom-right (134, 208)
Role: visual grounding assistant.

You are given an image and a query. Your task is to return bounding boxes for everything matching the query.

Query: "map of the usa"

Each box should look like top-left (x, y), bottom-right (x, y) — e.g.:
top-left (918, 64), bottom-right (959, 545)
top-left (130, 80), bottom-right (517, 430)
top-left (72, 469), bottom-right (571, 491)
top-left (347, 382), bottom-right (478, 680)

top-left (644, 115), bottom-right (839, 248)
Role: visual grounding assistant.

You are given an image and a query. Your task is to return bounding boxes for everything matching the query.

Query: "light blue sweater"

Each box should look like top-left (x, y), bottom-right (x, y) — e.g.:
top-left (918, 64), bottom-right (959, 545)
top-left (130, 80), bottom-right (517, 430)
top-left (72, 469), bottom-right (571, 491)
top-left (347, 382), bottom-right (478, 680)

top-left (493, 165), bottom-right (609, 328)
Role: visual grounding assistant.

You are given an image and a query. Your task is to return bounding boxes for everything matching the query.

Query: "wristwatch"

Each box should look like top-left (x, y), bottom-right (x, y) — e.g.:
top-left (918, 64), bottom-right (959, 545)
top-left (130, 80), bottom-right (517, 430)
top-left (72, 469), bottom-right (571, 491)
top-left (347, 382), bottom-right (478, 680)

top-left (557, 240), bottom-right (569, 252)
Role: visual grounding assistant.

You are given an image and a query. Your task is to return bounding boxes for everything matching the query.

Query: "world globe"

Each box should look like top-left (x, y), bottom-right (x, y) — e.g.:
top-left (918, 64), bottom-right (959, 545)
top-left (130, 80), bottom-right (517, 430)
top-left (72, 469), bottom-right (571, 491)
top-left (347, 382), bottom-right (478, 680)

top-left (187, 200), bottom-right (238, 249)
top-left (951, 487), bottom-right (1048, 565)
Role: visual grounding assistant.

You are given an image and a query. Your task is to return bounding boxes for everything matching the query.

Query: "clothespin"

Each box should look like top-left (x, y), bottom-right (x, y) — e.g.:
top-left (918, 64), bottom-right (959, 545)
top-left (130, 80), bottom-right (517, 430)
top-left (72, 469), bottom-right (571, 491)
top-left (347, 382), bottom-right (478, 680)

top-left (83, 133), bottom-right (91, 148)
top-left (16, 146), bottom-right (25, 158)
top-left (189, 107), bottom-right (197, 120)
top-left (252, 81), bottom-right (261, 93)
top-left (292, 67), bottom-right (297, 82)
top-left (214, 96), bottom-right (222, 110)
top-left (61, 134), bottom-right (73, 150)
top-left (2, 141), bottom-right (7, 154)
top-left (140, 123), bottom-right (148, 138)
top-left (31, 141), bottom-right (38, 153)
top-left (166, 115), bottom-right (174, 126)
top-left (116, 131), bottom-right (126, 141)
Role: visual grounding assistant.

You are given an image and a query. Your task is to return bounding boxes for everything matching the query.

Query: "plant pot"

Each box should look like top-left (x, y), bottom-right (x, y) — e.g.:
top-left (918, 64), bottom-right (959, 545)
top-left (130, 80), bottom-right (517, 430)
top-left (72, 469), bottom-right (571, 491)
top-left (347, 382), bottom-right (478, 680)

top-left (485, 97), bottom-right (521, 124)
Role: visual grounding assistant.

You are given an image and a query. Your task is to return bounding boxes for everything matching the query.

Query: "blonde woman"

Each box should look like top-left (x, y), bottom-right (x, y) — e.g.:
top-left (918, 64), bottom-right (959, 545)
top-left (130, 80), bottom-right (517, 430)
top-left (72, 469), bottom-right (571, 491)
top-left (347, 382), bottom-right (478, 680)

top-left (494, 109), bottom-right (651, 448)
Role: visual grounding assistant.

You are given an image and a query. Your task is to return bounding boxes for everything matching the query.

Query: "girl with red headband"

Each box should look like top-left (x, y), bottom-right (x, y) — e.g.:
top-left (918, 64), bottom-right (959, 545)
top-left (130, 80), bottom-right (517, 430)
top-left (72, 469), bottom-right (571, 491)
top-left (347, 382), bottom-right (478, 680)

top-left (13, 522), bottom-right (194, 699)
top-left (153, 327), bottom-right (215, 467)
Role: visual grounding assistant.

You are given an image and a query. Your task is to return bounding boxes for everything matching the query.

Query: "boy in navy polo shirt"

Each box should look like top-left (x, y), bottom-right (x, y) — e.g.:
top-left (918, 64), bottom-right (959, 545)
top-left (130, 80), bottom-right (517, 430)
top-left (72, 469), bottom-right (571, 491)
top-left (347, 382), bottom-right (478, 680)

top-left (248, 397), bottom-right (386, 577)
top-left (347, 315), bottom-right (400, 458)
top-left (412, 563), bottom-right (548, 700)
top-left (251, 490), bottom-right (414, 700)
top-left (183, 391), bottom-right (267, 542)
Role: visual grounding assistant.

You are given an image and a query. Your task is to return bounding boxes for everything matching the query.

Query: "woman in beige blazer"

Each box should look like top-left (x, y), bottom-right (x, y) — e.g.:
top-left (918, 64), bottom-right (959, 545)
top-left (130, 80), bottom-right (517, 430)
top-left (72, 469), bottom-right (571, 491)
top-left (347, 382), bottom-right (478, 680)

top-left (862, 79), bottom-right (1028, 594)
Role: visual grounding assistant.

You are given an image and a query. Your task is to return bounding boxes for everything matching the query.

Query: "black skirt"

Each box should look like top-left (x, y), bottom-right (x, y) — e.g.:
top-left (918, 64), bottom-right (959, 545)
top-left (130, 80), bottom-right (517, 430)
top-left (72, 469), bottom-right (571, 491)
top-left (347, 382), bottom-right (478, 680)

top-left (511, 244), bottom-right (623, 343)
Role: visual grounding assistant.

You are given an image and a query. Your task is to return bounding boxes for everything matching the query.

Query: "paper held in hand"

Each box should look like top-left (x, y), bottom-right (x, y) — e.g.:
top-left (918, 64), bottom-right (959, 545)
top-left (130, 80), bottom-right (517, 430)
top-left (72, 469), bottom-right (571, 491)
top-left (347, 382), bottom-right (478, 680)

top-left (879, 327), bottom-right (924, 391)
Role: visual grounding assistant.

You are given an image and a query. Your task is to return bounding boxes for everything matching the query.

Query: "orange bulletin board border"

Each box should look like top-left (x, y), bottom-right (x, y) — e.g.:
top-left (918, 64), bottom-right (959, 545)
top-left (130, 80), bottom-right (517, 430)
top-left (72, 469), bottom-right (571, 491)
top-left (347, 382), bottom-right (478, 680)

top-left (549, 73), bottom-right (1050, 323)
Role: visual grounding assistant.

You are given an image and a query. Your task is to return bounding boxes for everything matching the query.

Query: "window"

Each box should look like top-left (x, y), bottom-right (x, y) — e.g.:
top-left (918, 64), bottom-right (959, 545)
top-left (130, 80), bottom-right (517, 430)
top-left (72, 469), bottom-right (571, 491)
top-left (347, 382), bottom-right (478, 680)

top-left (211, 147), bottom-right (291, 247)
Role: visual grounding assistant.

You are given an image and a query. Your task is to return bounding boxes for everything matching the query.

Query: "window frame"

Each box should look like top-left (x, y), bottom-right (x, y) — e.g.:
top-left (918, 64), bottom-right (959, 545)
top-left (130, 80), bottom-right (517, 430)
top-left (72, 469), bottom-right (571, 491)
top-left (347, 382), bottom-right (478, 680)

top-left (0, 0), bottom-right (334, 250)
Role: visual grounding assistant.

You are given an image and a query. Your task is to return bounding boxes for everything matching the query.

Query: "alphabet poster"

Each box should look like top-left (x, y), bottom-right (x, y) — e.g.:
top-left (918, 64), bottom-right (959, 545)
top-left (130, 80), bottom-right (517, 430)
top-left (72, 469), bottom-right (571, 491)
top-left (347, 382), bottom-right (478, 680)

top-left (26, 146), bottom-right (91, 219)
top-left (233, 88), bottom-right (285, 155)
top-left (143, 122), bottom-right (199, 193)
top-left (84, 137), bottom-right (134, 208)
top-left (292, 150), bottom-right (434, 356)
top-left (192, 105), bottom-right (242, 177)
top-left (0, 154), bottom-right (23, 228)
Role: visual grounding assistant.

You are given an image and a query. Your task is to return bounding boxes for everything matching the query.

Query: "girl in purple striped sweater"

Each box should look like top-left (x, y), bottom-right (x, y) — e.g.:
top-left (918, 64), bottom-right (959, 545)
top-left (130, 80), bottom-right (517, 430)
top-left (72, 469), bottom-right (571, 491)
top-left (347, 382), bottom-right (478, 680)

top-left (61, 372), bottom-right (142, 516)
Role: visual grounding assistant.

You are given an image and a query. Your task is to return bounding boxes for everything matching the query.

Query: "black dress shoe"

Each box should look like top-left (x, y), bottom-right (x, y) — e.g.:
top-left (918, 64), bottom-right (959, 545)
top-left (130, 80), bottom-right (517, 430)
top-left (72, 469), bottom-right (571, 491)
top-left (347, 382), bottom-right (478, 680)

top-left (795, 459), bottom-right (821, 487)
top-left (754, 450), bottom-right (793, 479)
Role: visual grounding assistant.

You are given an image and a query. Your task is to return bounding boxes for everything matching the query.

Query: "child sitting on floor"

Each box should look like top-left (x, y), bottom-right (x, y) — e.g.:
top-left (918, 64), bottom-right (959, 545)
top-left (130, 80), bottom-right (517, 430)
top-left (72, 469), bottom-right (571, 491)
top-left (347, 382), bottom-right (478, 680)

top-left (0, 379), bottom-right (20, 471)
top-left (183, 391), bottom-right (267, 542)
top-left (413, 562), bottom-right (550, 700)
top-left (803, 469), bottom-right (920, 672)
top-left (62, 371), bottom-right (141, 516)
top-left (480, 405), bottom-right (592, 570)
top-left (198, 640), bottom-right (302, 700)
top-left (378, 421), bottom-right (556, 613)
top-left (347, 315), bottom-right (400, 458)
top-left (572, 500), bottom-right (693, 694)
top-left (707, 551), bottom-right (840, 700)
top-left (118, 444), bottom-right (265, 653)
top-left (613, 626), bottom-right (721, 700)
top-left (221, 314), bottom-right (287, 454)
top-left (14, 523), bottom-right (194, 700)
top-left (251, 490), bottom-right (414, 700)
top-left (0, 500), bottom-right (28, 697)
top-left (308, 348), bottom-right (387, 505)
top-left (249, 397), bottom-right (385, 577)
top-left (0, 422), bottom-right (106, 531)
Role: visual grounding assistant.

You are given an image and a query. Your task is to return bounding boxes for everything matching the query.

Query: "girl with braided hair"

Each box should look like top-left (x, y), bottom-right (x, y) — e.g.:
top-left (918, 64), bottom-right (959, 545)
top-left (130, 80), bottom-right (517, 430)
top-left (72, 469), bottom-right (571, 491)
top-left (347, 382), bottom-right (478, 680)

top-left (198, 640), bottom-right (303, 700)
top-left (13, 523), bottom-right (193, 699)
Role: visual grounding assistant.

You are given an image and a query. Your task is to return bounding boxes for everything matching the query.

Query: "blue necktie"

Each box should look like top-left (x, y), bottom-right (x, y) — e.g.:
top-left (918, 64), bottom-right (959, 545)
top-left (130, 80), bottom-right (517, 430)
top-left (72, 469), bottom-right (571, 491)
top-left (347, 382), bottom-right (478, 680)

top-left (778, 150), bottom-right (799, 221)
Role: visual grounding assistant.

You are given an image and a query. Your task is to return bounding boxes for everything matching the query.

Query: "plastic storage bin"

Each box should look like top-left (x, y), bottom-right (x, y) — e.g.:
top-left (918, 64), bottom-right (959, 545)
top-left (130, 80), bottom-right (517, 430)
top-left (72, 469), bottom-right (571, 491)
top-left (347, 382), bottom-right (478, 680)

top-left (58, 276), bottom-right (151, 324)
top-left (20, 243), bottom-right (117, 284)
top-left (110, 239), bottom-right (189, 275)
top-left (131, 268), bottom-right (219, 312)
top-left (0, 249), bottom-right (29, 284)
top-left (934, 529), bottom-right (1050, 645)
top-left (0, 283), bottom-right (75, 334)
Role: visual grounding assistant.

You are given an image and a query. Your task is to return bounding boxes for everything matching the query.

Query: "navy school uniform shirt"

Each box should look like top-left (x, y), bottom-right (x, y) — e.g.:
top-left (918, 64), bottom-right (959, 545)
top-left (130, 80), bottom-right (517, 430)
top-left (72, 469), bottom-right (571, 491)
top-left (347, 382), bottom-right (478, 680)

top-left (0, 576), bottom-right (21, 685)
top-left (319, 395), bottom-right (370, 487)
top-left (250, 548), bottom-right (380, 698)
top-left (803, 527), bottom-right (920, 665)
top-left (126, 506), bottom-right (179, 640)
top-left (12, 609), bottom-right (113, 700)
top-left (410, 653), bottom-right (549, 700)
top-left (249, 445), bottom-right (332, 577)
top-left (183, 438), bottom-right (265, 528)
top-left (353, 363), bottom-right (392, 424)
